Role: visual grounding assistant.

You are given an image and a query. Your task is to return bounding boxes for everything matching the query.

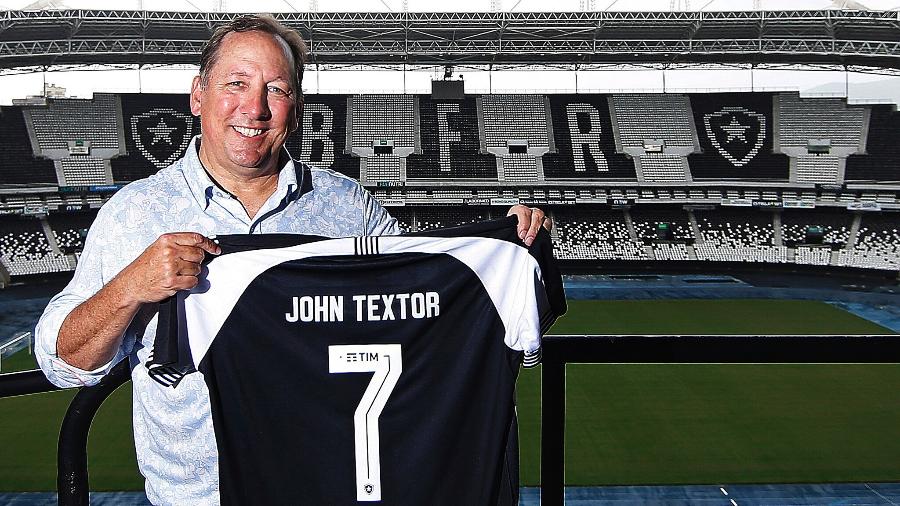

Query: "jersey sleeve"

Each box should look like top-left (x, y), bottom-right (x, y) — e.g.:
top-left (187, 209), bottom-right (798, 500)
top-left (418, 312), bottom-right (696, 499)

top-left (438, 219), bottom-right (565, 369)
top-left (528, 226), bottom-right (568, 334)
top-left (145, 294), bottom-right (196, 388)
top-left (510, 227), bottom-right (567, 368)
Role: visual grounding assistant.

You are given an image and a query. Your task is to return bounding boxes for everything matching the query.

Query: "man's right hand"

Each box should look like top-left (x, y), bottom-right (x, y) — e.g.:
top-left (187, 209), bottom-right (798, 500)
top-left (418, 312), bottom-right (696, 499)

top-left (117, 232), bottom-right (222, 305)
top-left (56, 232), bottom-right (220, 371)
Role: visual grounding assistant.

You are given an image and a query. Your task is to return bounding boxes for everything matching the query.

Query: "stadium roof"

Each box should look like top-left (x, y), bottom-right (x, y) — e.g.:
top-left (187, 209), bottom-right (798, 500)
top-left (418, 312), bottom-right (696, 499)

top-left (3, 0), bottom-right (898, 13)
top-left (2, 2), bottom-right (900, 70)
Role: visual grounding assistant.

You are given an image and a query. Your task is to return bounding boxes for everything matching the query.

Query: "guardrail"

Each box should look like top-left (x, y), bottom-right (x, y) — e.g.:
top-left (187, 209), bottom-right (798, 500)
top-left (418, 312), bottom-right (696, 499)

top-left (0, 360), bottom-right (130, 506)
top-left (0, 335), bottom-right (897, 505)
top-left (539, 334), bottom-right (900, 506)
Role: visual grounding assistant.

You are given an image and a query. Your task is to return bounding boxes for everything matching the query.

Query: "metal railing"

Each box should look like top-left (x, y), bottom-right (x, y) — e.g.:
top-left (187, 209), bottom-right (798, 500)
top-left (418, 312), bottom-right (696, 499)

top-left (0, 360), bottom-right (130, 506)
top-left (0, 335), bottom-right (897, 505)
top-left (539, 334), bottom-right (900, 506)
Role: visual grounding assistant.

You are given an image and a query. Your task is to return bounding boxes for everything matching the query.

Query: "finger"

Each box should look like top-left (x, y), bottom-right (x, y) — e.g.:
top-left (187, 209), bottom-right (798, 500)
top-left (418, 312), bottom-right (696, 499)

top-left (168, 232), bottom-right (221, 255)
top-left (170, 274), bottom-right (201, 292)
top-left (155, 256), bottom-right (201, 285)
top-left (523, 208), bottom-right (545, 247)
top-left (506, 204), bottom-right (530, 241)
top-left (175, 260), bottom-right (202, 278)
top-left (176, 245), bottom-right (208, 265)
top-left (542, 216), bottom-right (553, 232)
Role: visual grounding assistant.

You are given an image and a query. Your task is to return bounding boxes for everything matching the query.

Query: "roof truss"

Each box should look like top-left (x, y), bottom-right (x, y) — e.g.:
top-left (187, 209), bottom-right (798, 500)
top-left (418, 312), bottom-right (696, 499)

top-left (0, 10), bottom-right (898, 69)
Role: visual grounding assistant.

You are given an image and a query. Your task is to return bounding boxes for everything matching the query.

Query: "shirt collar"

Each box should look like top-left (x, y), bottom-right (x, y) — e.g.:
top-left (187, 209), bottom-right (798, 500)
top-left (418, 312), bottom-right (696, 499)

top-left (183, 135), bottom-right (310, 209)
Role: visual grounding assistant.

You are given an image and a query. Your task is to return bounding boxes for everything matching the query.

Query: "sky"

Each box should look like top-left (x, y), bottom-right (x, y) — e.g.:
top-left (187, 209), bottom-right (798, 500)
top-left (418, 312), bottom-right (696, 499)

top-left (2, 0), bottom-right (900, 103)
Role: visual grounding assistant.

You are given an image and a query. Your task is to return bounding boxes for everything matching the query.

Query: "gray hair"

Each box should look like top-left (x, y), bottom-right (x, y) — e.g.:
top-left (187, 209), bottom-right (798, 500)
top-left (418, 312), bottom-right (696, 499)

top-left (199, 15), bottom-right (308, 112)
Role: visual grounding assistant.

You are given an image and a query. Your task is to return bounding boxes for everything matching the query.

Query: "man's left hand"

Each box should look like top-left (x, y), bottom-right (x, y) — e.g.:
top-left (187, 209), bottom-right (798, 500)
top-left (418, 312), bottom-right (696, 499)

top-left (507, 205), bottom-right (552, 247)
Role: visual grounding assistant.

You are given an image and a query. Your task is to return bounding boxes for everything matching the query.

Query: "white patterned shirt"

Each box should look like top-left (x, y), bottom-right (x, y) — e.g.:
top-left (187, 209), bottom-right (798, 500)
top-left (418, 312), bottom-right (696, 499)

top-left (34, 137), bottom-right (399, 505)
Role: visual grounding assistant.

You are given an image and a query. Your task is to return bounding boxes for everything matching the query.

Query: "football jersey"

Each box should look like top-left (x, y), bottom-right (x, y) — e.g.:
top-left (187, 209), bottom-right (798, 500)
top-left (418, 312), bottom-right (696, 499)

top-left (148, 217), bottom-right (566, 505)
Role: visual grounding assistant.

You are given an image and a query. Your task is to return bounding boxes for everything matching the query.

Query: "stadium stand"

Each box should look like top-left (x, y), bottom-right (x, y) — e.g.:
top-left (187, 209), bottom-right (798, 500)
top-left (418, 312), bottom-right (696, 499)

top-left (405, 96), bottom-right (496, 180)
top-left (694, 208), bottom-right (788, 263)
top-left (59, 157), bottom-right (109, 186)
top-left (384, 206), bottom-right (413, 233)
top-left (413, 207), bottom-right (493, 231)
top-left (112, 93), bottom-right (199, 182)
top-left (652, 242), bottom-right (691, 261)
top-left (0, 106), bottom-right (57, 186)
top-left (610, 93), bottom-right (696, 149)
top-left (349, 94), bottom-right (416, 185)
top-left (480, 94), bottom-right (550, 150)
top-left (351, 94), bottom-right (417, 150)
top-left (363, 155), bottom-right (402, 182)
top-left (502, 153), bottom-right (541, 182)
top-left (776, 94), bottom-right (867, 150)
top-left (25, 94), bottom-right (121, 152)
top-left (1, 91), bottom-right (899, 277)
top-left (480, 94), bottom-right (550, 183)
top-left (781, 208), bottom-right (854, 266)
top-left (49, 210), bottom-right (98, 254)
top-left (688, 92), bottom-right (789, 180)
top-left (285, 94), bottom-right (360, 180)
top-left (542, 95), bottom-right (636, 180)
top-left (781, 209), bottom-right (853, 246)
top-left (775, 93), bottom-right (868, 185)
top-left (608, 93), bottom-right (696, 183)
top-left (839, 212), bottom-right (900, 270)
top-left (630, 206), bottom-right (694, 241)
top-left (630, 206), bottom-right (695, 261)
top-left (552, 207), bottom-right (648, 261)
top-left (795, 155), bottom-right (842, 184)
top-left (0, 215), bottom-right (73, 276)
top-left (845, 105), bottom-right (900, 183)
top-left (793, 245), bottom-right (832, 266)
top-left (637, 153), bottom-right (690, 182)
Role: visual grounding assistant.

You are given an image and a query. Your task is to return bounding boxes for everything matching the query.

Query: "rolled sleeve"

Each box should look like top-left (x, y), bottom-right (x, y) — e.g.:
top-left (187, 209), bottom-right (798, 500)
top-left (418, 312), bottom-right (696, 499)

top-left (34, 292), bottom-right (124, 388)
top-left (34, 202), bottom-right (130, 388)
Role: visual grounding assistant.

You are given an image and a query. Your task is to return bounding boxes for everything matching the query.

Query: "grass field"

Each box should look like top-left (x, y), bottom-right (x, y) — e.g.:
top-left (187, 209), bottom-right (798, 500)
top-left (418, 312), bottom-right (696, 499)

top-left (0, 299), bottom-right (896, 490)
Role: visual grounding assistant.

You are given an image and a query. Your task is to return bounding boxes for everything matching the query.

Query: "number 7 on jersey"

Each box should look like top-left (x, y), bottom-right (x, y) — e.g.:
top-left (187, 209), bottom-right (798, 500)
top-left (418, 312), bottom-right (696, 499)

top-left (329, 344), bottom-right (403, 502)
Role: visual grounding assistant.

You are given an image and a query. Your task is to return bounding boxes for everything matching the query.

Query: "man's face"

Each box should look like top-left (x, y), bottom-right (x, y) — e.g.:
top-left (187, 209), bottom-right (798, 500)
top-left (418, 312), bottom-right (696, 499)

top-left (190, 30), bottom-right (298, 178)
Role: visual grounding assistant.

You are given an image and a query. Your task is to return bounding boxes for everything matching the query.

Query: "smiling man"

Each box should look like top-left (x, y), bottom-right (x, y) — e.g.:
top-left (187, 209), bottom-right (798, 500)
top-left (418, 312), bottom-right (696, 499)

top-left (191, 28), bottom-right (299, 217)
top-left (34, 14), bottom-right (548, 505)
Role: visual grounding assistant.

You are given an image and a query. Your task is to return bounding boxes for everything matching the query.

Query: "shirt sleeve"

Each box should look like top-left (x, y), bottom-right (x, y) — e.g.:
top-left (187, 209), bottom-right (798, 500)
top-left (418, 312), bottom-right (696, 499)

top-left (34, 203), bottom-right (129, 388)
top-left (362, 187), bottom-right (400, 237)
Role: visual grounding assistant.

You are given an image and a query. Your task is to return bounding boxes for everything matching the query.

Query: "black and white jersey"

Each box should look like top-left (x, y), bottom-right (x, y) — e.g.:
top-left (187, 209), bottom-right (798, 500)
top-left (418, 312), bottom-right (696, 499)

top-left (149, 217), bottom-right (566, 506)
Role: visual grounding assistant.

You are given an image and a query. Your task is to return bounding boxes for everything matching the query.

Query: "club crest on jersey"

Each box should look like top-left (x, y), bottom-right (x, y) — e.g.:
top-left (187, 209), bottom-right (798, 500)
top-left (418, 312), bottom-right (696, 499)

top-left (131, 108), bottom-right (195, 169)
top-left (703, 106), bottom-right (765, 167)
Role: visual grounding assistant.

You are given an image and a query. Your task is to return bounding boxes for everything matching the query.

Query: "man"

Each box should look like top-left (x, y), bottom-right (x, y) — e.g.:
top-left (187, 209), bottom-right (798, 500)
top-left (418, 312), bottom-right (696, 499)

top-left (35, 15), bottom-right (549, 505)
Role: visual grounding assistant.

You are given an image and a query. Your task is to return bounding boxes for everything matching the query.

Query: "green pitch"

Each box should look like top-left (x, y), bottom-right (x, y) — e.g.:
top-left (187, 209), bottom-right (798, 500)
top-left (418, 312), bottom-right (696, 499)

top-left (0, 299), bottom-right (896, 490)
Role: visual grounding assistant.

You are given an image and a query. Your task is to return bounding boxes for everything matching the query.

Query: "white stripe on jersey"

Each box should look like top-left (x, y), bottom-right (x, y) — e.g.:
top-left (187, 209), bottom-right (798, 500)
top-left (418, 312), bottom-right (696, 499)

top-left (182, 235), bottom-right (545, 368)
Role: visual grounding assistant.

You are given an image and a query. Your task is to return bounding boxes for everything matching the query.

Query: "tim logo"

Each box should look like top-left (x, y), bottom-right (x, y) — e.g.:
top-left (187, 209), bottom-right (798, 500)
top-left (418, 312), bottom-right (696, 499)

top-left (131, 108), bottom-right (195, 169)
top-left (702, 106), bottom-right (765, 167)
